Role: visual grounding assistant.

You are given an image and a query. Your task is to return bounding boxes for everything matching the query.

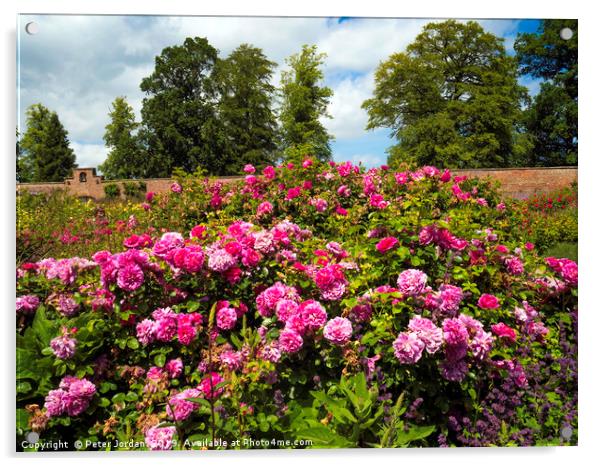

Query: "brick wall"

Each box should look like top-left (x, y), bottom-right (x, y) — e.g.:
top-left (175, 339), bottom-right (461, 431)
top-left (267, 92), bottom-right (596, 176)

top-left (452, 167), bottom-right (577, 199)
top-left (17, 167), bottom-right (577, 201)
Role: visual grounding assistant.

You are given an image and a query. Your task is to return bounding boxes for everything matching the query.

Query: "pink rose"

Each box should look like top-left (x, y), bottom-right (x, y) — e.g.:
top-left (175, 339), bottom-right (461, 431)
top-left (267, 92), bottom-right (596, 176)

top-left (376, 237), bottom-right (399, 253)
top-left (477, 294), bottom-right (500, 310)
top-left (491, 323), bottom-right (517, 342)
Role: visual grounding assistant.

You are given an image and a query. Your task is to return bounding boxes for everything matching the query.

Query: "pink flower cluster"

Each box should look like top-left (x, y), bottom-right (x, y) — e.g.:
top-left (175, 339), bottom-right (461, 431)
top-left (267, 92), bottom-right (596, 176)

top-left (451, 182), bottom-right (472, 201)
top-left (16, 294), bottom-right (40, 315)
top-left (313, 264), bottom-right (348, 301)
top-left (393, 316), bottom-right (443, 364)
top-left (278, 329), bottom-right (304, 353)
top-left (257, 281), bottom-right (332, 353)
top-left (418, 225), bottom-right (468, 251)
top-left (397, 269), bottom-right (428, 296)
top-left (136, 307), bottom-right (203, 346)
top-left (256, 201), bottom-right (274, 217)
top-left (514, 301), bottom-right (549, 341)
top-left (207, 246), bottom-right (237, 273)
top-left (36, 257), bottom-right (95, 285)
top-left (477, 294), bottom-right (500, 309)
top-left (199, 372), bottom-right (225, 399)
top-left (336, 161), bottom-right (358, 177)
top-left (323, 317), bottom-right (353, 345)
top-left (376, 237), bottom-right (399, 253)
top-left (440, 315), bottom-right (493, 381)
top-left (256, 282), bottom-right (300, 318)
top-left (504, 256), bottom-right (524, 275)
top-left (491, 322), bottom-right (517, 343)
top-left (393, 332), bottom-right (425, 364)
top-left (337, 185), bottom-right (351, 197)
top-left (165, 358), bottom-right (184, 378)
top-left (145, 425), bottom-right (176, 450)
top-left (88, 288), bottom-right (115, 312)
top-left (123, 233), bottom-right (152, 249)
top-left (546, 257), bottom-right (578, 286)
top-left (44, 376), bottom-right (96, 417)
top-left (369, 193), bottom-right (390, 210)
top-left (311, 198), bottom-right (329, 212)
top-left (219, 348), bottom-right (246, 370)
top-left (93, 248), bottom-right (150, 292)
top-left (216, 305), bottom-right (238, 330)
top-left (424, 284), bottom-right (464, 317)
top-left (166, 388), bottom-right (202, 421)
top-left (57, 294), bottom-right (80, 316)
top-left (50, 328), bottom-right (77, 359)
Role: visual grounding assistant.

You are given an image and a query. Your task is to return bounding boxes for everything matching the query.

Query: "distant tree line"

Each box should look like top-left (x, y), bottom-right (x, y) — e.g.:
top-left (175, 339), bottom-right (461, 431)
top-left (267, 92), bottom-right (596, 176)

top-left (16, 19), bottom-right (577, 182)
top-left (363, 19), bottom-right (577, 168)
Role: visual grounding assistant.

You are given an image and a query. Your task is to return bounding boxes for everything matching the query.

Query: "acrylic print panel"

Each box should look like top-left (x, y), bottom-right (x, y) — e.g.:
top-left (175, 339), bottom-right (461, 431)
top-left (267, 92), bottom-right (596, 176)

top-left (16, 14), bottom-right (578, 451)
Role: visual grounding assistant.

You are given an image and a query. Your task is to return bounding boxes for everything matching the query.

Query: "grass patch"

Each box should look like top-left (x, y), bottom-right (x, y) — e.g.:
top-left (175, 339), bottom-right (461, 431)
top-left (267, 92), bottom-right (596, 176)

top-left (545, 242), bottom-right (578, 262)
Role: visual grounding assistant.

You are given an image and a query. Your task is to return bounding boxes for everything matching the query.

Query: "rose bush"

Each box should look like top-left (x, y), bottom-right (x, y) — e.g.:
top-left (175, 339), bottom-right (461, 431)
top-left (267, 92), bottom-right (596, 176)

top-left (16, 160), bottom-right (577, 450)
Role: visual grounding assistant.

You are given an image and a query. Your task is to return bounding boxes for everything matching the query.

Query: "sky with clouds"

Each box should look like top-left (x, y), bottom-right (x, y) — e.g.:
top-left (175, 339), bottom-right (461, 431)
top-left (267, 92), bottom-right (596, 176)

top-left (17, 15), bottom-right (542, 170)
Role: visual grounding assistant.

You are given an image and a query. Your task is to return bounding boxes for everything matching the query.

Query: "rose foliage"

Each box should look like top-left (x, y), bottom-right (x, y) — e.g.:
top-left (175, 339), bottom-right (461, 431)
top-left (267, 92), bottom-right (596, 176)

top-left (16, 160), bottom-right (577, 450)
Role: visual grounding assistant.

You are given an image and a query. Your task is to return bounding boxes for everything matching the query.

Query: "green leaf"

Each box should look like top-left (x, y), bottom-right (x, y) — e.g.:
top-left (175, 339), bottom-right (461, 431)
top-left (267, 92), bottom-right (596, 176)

top-left (31, 306), bottom-right (56, 347)
top-left (16, 409), bottom-right (29, 430)
top-left (395, 424), bottom-right (436, 446)
top-left (16, 348), bottom-right (39, 380)
top-left (17, 381), bottom-right (32, 394)
top-left (126, 337), bottom-right (140, 350)
top-left (154, 353), bottom-right (166, 367)
top-left (98, 397), bottom-right (111, 408)
top-left (330, 405), bottom-right (358, 424)
top-left (295, 425), bottom-right (355, 448)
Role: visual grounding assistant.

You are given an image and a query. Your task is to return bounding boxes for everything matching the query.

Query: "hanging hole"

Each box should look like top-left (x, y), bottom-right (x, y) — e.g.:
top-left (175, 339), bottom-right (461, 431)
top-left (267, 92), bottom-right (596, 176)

top-left (25, 22), bottom-right (39, 35)
top-left (560, 28), bottom-right (573, 40)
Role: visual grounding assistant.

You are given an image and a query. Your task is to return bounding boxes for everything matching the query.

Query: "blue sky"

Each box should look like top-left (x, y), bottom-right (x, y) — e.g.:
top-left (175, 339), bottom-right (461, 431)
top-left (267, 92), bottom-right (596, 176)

top-left (17, 15), bottom-right (543, 170)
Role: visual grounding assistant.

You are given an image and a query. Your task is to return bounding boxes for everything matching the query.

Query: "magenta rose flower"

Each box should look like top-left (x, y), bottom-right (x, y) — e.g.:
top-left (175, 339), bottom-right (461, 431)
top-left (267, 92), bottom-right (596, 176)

top-left (491, 323), bottom-right (517, 342)
top-left (376, 237), bottom-right (399, 253)
top-left (477, 294), bottom-right (500, 309)
top-left (323, 317), bottom-right (353, 345)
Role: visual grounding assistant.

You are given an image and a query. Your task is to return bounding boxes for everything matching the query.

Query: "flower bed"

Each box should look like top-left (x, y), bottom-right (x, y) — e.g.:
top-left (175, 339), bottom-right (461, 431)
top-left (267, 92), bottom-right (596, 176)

top-left (16, 160), bottom-right (577, 450)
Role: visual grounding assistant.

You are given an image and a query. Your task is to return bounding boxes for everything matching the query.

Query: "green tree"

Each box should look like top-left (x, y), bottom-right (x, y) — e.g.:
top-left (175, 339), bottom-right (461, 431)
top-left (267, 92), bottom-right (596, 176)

top-left (19, 104), bottom-right (76, 182)
top-left (16, 128), bottom-right (33, 183)
top-left (515, 20), bottom-right (577, 165)
top-left (215, 44), bottom-right (279, 173)
top-left (139, 37), bottom-right (223, 176)
top-left (279, 44), bottom-right (333, 163)
top-left (99, 97), bottom-right (146, 179)
top-left (362, 20), bottom-right (528, 168)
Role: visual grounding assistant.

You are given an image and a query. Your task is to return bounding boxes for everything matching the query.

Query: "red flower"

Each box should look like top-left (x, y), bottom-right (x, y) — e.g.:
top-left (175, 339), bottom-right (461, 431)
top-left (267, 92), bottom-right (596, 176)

top-left (477, 294), bottom-right (500, 310)
top-left (376, 237), bottom-right (399, 253)
top-left (491, 323), bottom-right (517, 342)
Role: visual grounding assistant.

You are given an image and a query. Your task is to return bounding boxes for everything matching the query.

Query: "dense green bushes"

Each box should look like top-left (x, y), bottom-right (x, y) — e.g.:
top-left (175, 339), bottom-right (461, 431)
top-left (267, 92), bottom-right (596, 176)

top-left (16, 161), bottom-right (577, 450)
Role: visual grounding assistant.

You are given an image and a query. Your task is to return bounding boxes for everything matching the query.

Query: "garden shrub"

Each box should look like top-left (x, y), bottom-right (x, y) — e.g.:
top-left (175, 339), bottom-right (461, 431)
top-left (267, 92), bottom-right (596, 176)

top-left (123, 181), bottom-right (147, 199)
top-left (104, 183), bottom-right (121, 199)
top-left (16, 160), bottom-right (577, 450)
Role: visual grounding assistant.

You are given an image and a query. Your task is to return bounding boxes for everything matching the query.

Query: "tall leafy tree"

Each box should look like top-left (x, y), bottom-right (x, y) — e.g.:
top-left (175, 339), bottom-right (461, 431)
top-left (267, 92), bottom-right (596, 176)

top-left (215, 44), bottom-right (279, 173)
top-left (279, 44), bottom-right (333, 163)
top-left (19, 104), bottom-right (76, 182)
top-left (99, 97), bottom-right (146, 179)
top-left (362, 20), bottom-right (528, 168)
top-left (515, 20), bottom-right (577, 165)
top-left (139, 37), bottom-right (223, 176)
top-left (16, 128), bottom-right (33, 182)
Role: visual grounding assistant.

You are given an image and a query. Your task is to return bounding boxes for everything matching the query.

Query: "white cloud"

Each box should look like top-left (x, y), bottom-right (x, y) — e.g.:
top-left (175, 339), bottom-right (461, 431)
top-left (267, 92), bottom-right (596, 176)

top-left (345, 152), bottom-right (386, 168)
top-left (322, 73), bottom-right (374, 139)
top-left (17, 15), bottom-right (533, 169)
top-left (318, 18), bottom-right (433, 73)
top-left (70, 142), bottom-right (108, 168)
